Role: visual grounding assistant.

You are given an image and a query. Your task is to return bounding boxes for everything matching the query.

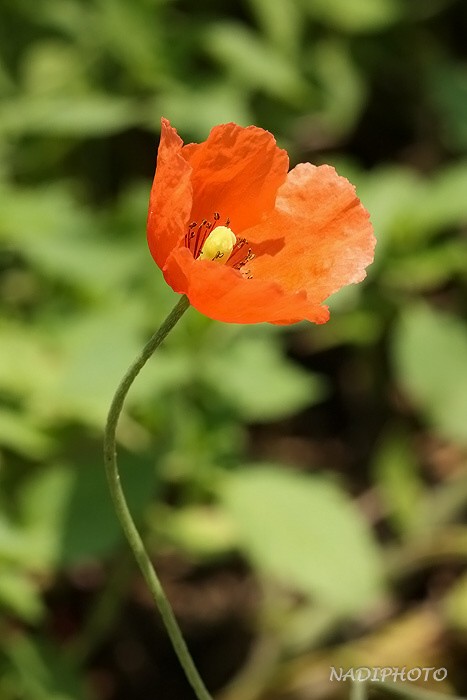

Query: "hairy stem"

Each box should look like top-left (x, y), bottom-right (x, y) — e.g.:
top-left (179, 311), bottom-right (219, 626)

top-left (104, 294), bottom-right (212, 700)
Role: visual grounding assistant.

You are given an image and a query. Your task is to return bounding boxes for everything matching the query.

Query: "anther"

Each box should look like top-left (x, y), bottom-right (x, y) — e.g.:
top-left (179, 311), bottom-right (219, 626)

top-left (185, 212), bottom-right (249, 266)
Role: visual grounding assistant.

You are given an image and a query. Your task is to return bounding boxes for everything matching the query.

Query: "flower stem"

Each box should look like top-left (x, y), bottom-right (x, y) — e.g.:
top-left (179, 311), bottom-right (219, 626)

top-left (350, 682), bottom-right (367, 700)
top-left (104, 294), bottom-right (212, 700)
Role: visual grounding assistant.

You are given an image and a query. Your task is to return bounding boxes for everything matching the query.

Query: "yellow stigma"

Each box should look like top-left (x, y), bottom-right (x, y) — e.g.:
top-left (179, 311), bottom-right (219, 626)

top-left (198, 225), bottom-right (236, 263)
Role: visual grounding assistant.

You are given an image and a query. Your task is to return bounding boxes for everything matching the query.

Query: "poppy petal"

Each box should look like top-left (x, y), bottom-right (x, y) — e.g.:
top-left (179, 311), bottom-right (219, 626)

top-left (182, 123), bottom-right (289, 234)
top-left (147, 119), bottom-right (193, 269)
top-left (148, 122), bottom-right (374, 325)
top-left (164, 246), bottom-right (331, 325)
top-left (246, 163), bottom-right (375, 304)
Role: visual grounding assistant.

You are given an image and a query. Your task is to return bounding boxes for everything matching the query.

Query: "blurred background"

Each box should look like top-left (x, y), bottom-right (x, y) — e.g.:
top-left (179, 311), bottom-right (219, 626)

top-left (1, 0), bottom-right (467, 698)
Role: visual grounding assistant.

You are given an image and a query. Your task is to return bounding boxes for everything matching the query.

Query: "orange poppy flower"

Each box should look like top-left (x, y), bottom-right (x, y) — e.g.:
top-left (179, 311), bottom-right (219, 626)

top-left (147, 118), bottom-right (375, 324)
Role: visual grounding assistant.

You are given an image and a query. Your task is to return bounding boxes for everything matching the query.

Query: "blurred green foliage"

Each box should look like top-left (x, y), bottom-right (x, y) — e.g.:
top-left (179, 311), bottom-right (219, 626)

top-left (1, 0), bottom-right (467, 698)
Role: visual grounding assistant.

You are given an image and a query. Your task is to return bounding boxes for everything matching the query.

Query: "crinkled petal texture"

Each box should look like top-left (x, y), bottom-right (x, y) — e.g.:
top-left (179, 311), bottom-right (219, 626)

top-left (147, 119), bottom-right (288, 269)
top-left (245, 163), bottom-right (376, 322)
top-left (164, 247), bottom-right (318, 324)
top-left (181, 122), bottom-right (288, 234)
top-left (147, 120), bottom-right (375, 325)
top-left (147, 119), bottom-right (193, 269)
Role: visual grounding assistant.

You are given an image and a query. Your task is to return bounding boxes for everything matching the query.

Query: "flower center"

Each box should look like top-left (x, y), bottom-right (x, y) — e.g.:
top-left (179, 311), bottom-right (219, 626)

top-left (198, 225), bottom-right (236, 263)
top-left (184, 211), bottom-right (255, 276)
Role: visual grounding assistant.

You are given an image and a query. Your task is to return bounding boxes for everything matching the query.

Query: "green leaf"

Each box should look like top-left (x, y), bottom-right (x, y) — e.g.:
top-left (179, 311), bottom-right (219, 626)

top-left (0, 409), bottom-right (53, 459)
top-left (247, 0), bottom-right (302, 54)
top-left (17, 464), bottom-right (74, 570)
top-left (161, 505), bottom-right (238, 560)
top-left (310, 40), bottom-right (366, 137)
top-left (21, 42), bottom-right (88, 96)
top-left (358, 161), bottom-right (467, 261)
top-left (0, 517), bottom-right (27, 566)
top-left (42, 306), bottom-right (144, 426)
top-left (0, 182), bottom-right (134, 294)
top-left (5, 635), bottom-right (88, 700)
top-left (202, 335), bottom-right (326, 422)
top-left (0, 322), bottom-right (56, 401)
top-left (372, 431), bottom-right (423, 537)
top-left (0, 570), bottom-right (44, 623)
top-left (155, 83), bottom-right (252, 137)
top-left (381, 239), bottom-right (467, 291)
top-left (14, 456), bottom-right (158, 568)
top-left (428, 61), bottom-right (467, 151)
top-left (222, 465), bottom-right (384, 614)
top-left (393, 303), bottom-right (467, 445)
top-left (59, 451), bottom-right (159, 566)
top-left (410, 161), bottom-right (467, 237)
top-left (444, 572), bottom-right (467, 632)
top-left (203, 22), bottom-right (308, 104)
top-left (356, 166), bottom-right (425, 254)
top-left (303, 0), bottom-right (403, 32)
top-left (0, 96), bottom-right (137, 137)
top-left (93, 0), bottom-right (167, 88)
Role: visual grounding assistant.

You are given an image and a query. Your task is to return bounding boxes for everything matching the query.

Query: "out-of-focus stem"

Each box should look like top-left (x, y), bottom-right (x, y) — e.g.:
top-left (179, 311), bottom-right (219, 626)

top-left (104, 294), bottom-right (213, 700)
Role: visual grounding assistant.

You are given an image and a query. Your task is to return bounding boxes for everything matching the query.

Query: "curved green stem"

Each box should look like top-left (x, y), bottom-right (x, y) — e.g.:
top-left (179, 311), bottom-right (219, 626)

top-left (104, 294), bottom-right (212, 700)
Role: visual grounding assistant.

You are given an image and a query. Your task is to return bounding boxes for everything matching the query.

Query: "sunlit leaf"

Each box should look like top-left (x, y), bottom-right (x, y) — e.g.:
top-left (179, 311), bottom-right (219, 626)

top-left (356, 167), bottom-right (425, 255)
top-left (94, 0), bottom-right (168, 88)
top-left (381, 240), bottom-right (467, 290)
top-left (393, 303), bottom-right (467, 445)
top-left (247, 0), bottom-right (302, 54)
top-left (17, 464), bottom-right (74, 569)
top-left (444, 571), bottom-right (467, 632)
top-left (0, 570), bottom-right (44, 623)
top-left (0, 322), bottom-right (56, 401)
top-left (222, 465), bottom-right (385, 614)
top-left (41, 306), bottom-right (144, 426)
top-left (0, 96), bottom-right (137, 136)
top-left (154, 83), bottom-right (252, 137)
top-left (420, 161), bottom-right (467, 230)
top-left (202, 335), bottom-right (326, 421)
top-left (0, 408), bottom-right (53, 458)
top-left (203, 22), bottom-right (309, 104)
top-left (0, 516), bottom-right (40, 569)
top-left (22, 42), bottom-right (88, 96)
top-left (303, 0), bottom-right (403, 32)
top-left (358, 162), bottom-right (467, 258)
top-left (161, 505), bottom-right (238, 560)
top-left (310, 39), bottom-right (366, 136)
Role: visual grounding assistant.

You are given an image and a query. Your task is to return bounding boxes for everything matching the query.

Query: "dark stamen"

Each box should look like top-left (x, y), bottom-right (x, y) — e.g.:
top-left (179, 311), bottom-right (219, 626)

top-left (185, 212), bottom-right (254, 276)
top-left (228, 238), bottom-right (254, 269)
